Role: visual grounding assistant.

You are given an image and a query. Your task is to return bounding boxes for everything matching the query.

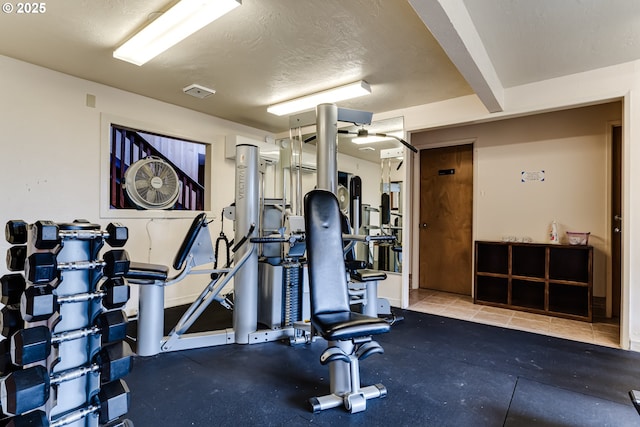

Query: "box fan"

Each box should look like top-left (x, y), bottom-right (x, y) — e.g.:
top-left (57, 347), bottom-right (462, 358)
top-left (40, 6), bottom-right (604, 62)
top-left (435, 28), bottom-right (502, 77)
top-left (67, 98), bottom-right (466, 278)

top-left (123, 156), bottom-right (181, 210)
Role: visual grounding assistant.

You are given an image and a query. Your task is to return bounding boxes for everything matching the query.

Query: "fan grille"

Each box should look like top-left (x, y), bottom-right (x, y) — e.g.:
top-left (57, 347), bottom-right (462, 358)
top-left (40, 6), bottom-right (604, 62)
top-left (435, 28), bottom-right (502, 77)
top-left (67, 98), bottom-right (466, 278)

top-left (124, 157), bottom-right (181, 209)
top-left (337, 184), bottom-right (350, 214)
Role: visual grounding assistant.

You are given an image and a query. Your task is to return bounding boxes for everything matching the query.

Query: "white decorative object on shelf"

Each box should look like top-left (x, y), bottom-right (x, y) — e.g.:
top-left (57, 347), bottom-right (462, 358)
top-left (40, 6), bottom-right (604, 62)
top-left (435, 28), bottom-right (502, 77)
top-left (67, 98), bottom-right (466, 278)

top-left (549, 220), bottom-right (559, 244)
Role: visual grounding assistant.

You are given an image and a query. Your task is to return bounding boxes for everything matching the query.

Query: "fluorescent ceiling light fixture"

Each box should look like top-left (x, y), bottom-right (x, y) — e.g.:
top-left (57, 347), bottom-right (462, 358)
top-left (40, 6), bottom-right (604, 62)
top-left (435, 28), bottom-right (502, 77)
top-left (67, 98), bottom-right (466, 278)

top-left (113, 0), bottom-right (241, 66)
top-left (267, 80), bottom-right (371, 116)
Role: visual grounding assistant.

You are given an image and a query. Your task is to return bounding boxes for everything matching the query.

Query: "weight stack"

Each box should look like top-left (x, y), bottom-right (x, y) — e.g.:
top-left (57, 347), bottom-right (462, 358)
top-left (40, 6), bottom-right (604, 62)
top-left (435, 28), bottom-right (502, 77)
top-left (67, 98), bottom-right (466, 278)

top-left (281, 261), bottom-right (303, 328)
top-left (257, 260), bottom-right (308, 330)
top-left (1, 219), bottom-right (133, 426)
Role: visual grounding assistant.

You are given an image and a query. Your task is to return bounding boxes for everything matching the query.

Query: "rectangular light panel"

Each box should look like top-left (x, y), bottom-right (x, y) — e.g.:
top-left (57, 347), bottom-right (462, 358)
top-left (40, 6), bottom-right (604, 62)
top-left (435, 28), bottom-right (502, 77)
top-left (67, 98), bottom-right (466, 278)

top-left (267, 80), bottom-right (372, 116)
top-left (114, 0), bottom-right (241, 66)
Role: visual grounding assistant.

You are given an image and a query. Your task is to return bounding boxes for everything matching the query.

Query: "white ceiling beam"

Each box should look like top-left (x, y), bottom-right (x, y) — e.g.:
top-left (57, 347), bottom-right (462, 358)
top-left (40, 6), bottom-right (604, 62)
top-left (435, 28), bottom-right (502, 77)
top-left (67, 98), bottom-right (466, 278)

top-left (409, 0), bottom-right (504, 112)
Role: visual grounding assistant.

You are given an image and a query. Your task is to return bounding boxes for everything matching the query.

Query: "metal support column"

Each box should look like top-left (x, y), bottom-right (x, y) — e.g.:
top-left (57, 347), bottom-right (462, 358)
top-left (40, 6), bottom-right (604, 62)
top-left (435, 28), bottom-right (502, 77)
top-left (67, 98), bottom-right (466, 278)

top-left (233, 144), bottom-right (259, 344)
top-left (137, 284), bottom-right (164, 357)
top-left (316, 103), bottom-right (338, 194)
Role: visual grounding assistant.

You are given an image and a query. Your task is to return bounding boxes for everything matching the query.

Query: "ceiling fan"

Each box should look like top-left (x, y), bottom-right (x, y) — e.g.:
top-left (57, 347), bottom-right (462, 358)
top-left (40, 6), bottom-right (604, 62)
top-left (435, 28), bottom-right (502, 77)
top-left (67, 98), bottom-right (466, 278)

top-left (339, 128), bottom-right (417, 153)
top-left (303, 128), bottom-right (417, 153)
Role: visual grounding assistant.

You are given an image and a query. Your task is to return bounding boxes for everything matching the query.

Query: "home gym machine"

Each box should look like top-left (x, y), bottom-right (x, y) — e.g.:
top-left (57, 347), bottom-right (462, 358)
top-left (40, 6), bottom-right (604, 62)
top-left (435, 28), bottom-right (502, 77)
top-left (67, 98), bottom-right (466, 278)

top-left (127, 143), bottom-right (308, 356)
top-left (127, 105), bottom-right (404, 368)
top-left (1, 220), bottom-right (133, 426)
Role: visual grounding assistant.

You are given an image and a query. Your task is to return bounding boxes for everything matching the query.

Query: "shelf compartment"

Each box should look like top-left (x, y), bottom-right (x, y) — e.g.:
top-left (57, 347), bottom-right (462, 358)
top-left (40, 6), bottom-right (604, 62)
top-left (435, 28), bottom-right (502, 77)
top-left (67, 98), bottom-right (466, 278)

top-left (512, 279), bottom-right (545, 310)
top-left (548, 283), bottom-right (589, 318)
top-left (512, 244), bottom-right (546, 278)
top-left (549, 247), bottom-right (591, 283)
top-left (476, 242), bottom-right (508, 275)
top-left (475, 276), bottom-right (508, 305)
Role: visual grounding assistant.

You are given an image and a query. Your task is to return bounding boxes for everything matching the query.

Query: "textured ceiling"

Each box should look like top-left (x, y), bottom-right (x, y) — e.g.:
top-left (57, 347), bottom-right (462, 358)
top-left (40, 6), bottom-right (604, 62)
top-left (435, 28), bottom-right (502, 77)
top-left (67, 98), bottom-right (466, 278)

top-left (463, 0), bottom-right (640, 88)
top-left (2, 0), bottom-right (640, 162)
top-left (0, 0), bottom-right (471, 133)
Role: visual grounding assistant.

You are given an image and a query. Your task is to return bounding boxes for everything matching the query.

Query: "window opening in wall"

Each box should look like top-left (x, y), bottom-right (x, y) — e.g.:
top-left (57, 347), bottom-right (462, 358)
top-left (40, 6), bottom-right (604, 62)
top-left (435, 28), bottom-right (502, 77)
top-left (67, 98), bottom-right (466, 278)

top-left (109, 124), bottom-right (206, 211)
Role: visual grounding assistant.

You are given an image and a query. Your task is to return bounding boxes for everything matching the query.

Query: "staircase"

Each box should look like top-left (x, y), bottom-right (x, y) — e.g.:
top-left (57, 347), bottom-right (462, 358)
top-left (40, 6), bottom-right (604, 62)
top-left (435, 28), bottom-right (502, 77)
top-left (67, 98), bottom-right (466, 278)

top-left (110, 126), bottom-right (204, 210)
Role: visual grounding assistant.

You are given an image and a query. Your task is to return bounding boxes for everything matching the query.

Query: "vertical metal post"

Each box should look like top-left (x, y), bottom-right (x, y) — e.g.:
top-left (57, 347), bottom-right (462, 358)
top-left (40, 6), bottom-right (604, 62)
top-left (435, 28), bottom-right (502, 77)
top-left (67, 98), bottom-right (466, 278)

top-left (233, 144), bottom-right (259, 344)
top-left (137, 284), bottom-right (164, 357)
top-left (48, 225), bottom-right (98, 417)
top-left (316, 103), bottom-right (354, 395)
top-left (363, 282), bottom-right (379, 317)
top-left (329, 340), bottom-right (353, 395)
top-left (316, 103), bottom-right (338, 194)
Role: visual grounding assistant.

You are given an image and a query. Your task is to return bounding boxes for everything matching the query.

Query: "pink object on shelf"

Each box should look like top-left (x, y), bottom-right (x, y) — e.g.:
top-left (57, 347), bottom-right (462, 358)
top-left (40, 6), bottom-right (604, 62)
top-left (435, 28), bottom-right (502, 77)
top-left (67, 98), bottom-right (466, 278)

top-left (566, 231), bottom-right (590, 245)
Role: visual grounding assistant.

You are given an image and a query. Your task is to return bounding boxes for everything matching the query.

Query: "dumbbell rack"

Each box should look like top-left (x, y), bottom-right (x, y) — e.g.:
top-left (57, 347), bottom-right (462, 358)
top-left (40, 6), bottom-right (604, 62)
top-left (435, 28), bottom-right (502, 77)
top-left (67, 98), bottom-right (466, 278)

top-left (2, 220), bottom-right (133, 426)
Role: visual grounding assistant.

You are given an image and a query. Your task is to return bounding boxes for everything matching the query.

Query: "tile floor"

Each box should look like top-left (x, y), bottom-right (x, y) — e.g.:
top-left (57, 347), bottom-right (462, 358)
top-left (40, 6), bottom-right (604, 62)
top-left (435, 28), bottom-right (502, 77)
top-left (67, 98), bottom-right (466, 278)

top-left (408, 288), bottom-right (621, 348)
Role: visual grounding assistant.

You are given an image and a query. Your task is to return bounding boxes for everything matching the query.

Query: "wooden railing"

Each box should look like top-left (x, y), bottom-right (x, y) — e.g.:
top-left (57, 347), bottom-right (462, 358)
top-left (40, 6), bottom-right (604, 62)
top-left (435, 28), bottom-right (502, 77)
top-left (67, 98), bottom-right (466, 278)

top-left (110, 126), bottom-right (204, 210)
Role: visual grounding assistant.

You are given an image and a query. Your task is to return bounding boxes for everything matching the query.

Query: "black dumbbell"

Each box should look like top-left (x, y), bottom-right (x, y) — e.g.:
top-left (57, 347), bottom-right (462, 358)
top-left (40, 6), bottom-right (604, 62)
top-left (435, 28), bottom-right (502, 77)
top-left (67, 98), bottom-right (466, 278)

top-left (0, 306), bottom-right (24, 339)
top-left (11, 310), bottom-right (128, 367)
top-left (1, 342), bottom-right (131, 417)
top-left (105, 223), bottom-right (129, 248)
top-left (4, 378), bottom-right (130, 426)
top-left (25, 249), bottom-right (130, 285)
top-left (6, 246), bottom-right (27, 272)
top-left (31, 221), bottom-right (128, 250)
top-left (21, 277), bottom-right (130, 322)
top-left (0, 339), bottom-right (20, 378)
top-left (1, 274), bottom-right (26, 306)
top-left (5, 220), bottom-right (28, 245)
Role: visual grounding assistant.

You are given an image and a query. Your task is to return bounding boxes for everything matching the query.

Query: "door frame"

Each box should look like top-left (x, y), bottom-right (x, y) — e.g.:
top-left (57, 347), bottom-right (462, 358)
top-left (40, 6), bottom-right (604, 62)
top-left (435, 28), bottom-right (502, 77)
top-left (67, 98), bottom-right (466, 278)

top-left (606, 120), bottom-right (622, 319)
top-left (408, 137), bottom-right (477, 297)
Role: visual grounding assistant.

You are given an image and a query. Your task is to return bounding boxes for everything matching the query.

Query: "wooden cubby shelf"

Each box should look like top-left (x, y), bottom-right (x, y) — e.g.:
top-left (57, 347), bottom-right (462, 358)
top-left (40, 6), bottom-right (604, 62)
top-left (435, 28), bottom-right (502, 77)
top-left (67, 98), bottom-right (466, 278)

top-left (474, 241), bottom-right (593, 322)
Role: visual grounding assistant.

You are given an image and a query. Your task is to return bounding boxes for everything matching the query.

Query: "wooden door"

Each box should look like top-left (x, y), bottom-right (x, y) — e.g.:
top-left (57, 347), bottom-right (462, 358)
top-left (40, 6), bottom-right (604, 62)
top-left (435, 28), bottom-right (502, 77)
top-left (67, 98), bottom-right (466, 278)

top-left (419, 144), bottom-right (473, 294)
top-left (612, 125), bottom-right (622, 318)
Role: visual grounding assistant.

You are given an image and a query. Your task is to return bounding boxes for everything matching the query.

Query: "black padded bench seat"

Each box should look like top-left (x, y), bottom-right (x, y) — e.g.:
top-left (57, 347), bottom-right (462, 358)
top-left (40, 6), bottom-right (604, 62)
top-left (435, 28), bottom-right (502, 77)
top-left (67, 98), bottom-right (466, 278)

top-left (313, 311), bottom-right (390, 341)
top-left (125, 213), bottom-right (207, 285)
top-left (126, 262), bottom-right (169, 282)
top-left (351, 269), bottom-right (387, 282)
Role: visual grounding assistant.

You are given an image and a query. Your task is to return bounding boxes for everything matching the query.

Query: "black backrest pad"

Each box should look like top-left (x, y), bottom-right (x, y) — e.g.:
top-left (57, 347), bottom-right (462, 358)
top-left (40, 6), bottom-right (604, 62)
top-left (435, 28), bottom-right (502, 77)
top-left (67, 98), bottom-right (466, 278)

top-left (173, 213), bottom-right (207, 270)
top-left (304, 190), bottom-right (350, 316)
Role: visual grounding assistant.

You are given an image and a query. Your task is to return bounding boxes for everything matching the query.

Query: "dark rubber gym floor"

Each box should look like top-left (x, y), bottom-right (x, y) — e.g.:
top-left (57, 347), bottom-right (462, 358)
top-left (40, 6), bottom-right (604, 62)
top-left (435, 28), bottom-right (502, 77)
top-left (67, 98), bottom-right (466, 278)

top-left (124, 308), bottom-right (640, 426)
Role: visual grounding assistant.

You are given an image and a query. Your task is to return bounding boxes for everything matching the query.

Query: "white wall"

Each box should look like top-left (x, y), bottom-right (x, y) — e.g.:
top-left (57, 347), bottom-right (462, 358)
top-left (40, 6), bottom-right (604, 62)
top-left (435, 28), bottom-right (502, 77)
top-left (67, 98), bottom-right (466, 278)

top-left (411, 103), bottom-right (621, 298)
top-left (0, 55), bottom-right (272, 315)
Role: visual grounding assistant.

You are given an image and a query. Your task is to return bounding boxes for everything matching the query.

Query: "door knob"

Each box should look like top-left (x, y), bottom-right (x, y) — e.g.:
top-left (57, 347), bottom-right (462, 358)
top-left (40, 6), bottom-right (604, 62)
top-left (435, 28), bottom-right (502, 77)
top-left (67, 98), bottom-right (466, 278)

top-left (614, 227), bottom-right (621, 233)
top-left (420, 223), bottom-right (428, 229)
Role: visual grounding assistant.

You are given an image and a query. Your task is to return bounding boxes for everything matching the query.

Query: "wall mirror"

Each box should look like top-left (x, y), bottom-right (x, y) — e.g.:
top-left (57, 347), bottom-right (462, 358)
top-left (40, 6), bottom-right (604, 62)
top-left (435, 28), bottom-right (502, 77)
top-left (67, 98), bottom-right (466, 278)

top-left (336, 116), bottom-right (405, 273)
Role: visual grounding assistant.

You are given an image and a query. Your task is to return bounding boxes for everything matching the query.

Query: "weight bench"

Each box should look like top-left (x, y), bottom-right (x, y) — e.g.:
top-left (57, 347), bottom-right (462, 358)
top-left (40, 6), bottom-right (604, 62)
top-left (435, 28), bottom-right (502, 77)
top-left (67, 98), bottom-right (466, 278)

top-left (126, 213), bottom-right (254, 356)
top-left (127, 212), bottom-right (209, 284)
top-left (304, 189), bottom-right (390, 413)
